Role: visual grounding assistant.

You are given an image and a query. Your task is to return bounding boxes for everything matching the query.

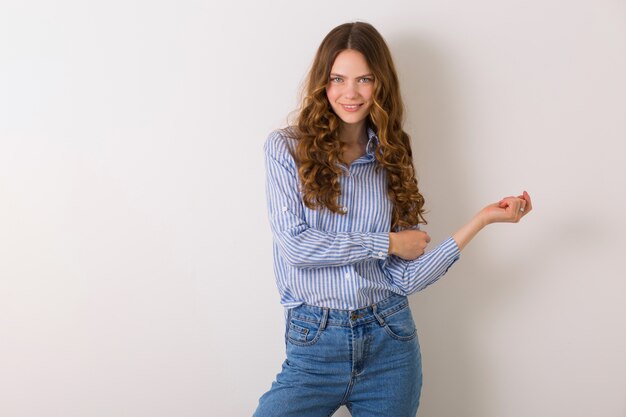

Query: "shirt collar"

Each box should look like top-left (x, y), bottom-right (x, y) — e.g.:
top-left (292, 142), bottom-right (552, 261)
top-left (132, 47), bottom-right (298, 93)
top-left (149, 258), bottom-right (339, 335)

top-left (333, 126), bottom-right (379, 173)
top-left (364, 126), bottom-right (379, 159)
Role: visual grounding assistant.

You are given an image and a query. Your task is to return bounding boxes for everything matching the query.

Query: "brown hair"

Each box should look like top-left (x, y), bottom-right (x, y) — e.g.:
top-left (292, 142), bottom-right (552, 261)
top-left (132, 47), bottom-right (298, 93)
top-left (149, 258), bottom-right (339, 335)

top-left (293, 21), bottom-right (426, 231)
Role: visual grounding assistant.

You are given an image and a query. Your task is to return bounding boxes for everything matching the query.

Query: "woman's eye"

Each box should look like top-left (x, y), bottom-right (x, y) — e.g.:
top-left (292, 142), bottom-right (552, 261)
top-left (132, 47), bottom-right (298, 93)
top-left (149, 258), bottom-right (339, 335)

top-left (331, 77), bottom-right (342, 83)
top-left (359, 77), bottom-right (373, 83)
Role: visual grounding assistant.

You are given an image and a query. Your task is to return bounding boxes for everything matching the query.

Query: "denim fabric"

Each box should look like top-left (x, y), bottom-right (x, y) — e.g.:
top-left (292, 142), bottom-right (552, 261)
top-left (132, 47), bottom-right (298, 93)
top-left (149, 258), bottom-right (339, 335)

top-left (253, 294), bottom-right (422, 417)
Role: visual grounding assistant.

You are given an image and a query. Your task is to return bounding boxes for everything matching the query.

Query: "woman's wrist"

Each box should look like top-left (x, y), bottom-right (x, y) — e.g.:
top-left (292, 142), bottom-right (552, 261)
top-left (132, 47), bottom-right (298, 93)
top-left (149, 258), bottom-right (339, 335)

top-left (475, 210), bottom-right (491, 228)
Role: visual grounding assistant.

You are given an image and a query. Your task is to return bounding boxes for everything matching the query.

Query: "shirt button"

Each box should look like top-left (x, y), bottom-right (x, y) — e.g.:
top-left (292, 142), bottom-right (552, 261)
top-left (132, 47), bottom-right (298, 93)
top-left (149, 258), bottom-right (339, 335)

top-left (281, 206), bottom-right (288, 212)
top-left (344, 272), bottom-right (350, 278)
top-left (342, 206), bottom-right (348, 212)
top-left (378, 251), bottom-right (384, 257)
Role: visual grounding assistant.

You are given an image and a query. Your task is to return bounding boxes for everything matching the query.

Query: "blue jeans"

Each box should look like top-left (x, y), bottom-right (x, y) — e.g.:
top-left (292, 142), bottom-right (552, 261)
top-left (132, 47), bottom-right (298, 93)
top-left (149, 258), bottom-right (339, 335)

top-left (253, 294), bottom-right (422, 417)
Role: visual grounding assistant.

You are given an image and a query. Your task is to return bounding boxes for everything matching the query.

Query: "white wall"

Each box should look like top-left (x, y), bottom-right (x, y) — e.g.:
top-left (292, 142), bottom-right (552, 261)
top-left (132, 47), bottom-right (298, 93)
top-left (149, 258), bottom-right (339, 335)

top-left (1, 1), bottom-right (624, 416)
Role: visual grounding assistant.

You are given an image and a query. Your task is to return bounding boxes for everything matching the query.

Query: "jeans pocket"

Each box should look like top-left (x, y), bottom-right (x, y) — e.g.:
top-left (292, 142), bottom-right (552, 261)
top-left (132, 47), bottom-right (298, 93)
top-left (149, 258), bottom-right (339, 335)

top-left (287, 316), bottom-right (323, 346)
top-left (382, 304), bottom-right (417, 341)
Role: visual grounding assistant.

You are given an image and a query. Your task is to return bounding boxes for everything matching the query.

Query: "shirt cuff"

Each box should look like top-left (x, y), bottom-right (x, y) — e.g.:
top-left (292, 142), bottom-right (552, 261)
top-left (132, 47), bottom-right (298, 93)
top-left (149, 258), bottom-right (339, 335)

top-left (370, 232), bottom-right (390, 260)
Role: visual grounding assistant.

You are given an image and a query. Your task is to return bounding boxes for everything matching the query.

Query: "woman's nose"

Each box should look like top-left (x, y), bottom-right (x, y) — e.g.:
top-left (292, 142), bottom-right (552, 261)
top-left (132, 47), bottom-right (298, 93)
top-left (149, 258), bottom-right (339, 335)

top-left (343, 82), bottom-right (359, 99)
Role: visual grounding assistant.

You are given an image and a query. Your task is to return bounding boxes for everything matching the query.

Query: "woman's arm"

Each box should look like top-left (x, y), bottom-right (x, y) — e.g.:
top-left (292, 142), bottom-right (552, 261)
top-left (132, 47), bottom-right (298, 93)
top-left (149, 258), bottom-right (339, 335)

top-left (265, 131), bottom-right (390, 268)
top-left (452, 190), bottom-right (533, 250)
top-left (390, 191), bottom-right (532, 257)
top-left (382, 191), bottom-right (533, 295)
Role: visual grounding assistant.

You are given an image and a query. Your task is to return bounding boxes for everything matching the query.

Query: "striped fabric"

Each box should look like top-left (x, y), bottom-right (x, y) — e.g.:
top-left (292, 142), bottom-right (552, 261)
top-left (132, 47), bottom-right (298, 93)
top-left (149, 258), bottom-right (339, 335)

top-left (264, 126), bottom-right (461, 310)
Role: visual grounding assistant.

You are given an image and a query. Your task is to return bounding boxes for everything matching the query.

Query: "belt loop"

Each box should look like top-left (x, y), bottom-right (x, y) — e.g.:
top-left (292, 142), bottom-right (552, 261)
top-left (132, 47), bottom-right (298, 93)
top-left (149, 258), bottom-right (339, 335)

top-left (320, 308), bottom-right (329, 331)
top-left (372, 304), bottom-right (385, 326)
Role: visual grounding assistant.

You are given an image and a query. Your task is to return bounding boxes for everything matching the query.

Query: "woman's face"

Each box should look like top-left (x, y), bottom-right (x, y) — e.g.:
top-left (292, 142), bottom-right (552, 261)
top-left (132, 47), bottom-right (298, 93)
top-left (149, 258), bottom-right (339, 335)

top-left (326, 49), bottom-right (375, 127)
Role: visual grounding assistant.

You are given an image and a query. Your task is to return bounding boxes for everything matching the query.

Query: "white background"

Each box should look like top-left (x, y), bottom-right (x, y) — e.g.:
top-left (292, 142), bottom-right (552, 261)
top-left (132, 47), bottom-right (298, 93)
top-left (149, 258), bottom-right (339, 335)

top-left (1, 1), bottom-right (625, 416)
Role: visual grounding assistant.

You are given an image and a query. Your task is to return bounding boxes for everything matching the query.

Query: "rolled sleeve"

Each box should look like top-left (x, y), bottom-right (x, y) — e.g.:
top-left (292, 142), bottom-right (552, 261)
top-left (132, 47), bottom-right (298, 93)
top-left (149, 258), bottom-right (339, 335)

top-left (382, 236), bottom-right (461, 294)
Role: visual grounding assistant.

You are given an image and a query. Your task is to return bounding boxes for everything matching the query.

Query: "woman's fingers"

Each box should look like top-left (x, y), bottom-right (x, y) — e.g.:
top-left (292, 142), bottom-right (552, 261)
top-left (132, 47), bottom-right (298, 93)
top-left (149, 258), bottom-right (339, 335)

top-left (517, 194), bottom-right (527, 213)
top-left (498, 196), bottom-right (524, 222)
top-left (498, 196), bottom-right (517, 208)
top-left (498, 196), bottom-right (514, 208)
top-left (499, 192), bottom-right (532, 215)
top-left (516, 191), bottom-right (533, 217)
top-left (522, 190), bottom-right (533, 213)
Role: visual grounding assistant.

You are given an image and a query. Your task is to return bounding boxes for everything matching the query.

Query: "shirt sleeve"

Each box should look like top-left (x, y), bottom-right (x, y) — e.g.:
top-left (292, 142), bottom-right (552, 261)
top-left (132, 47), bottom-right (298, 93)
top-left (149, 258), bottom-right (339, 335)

top-left (381, 236), bottom-right (461, 295)
top-left (264, 130), bottom-right (390, 268)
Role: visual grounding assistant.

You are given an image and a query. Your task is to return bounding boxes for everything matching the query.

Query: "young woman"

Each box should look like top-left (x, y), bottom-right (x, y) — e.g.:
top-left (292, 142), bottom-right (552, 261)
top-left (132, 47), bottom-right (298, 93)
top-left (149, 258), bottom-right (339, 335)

top-left (254, 21), bottom-right (532, 417)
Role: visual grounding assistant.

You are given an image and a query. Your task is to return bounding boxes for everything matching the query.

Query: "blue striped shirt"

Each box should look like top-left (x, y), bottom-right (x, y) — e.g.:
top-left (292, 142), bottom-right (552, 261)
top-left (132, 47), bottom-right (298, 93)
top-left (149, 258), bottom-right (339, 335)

top-left (264, 127), bottom-right (461, 310)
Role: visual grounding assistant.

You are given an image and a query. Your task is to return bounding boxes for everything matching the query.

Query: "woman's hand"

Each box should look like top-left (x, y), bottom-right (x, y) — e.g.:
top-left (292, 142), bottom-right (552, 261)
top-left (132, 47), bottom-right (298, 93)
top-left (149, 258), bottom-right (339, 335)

top-left (452, 191), bottom-right (532, 251)
top-left (479, 190), bottom-right (533, 226)
top-left (388, 229), bottom-right (431, 261)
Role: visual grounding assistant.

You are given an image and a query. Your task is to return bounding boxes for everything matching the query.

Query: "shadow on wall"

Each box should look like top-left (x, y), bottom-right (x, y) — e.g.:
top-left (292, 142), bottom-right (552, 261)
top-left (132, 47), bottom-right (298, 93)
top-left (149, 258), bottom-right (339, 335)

top-left (383, 32), bottom-right (601, 417)
top-left (392, 32), bottom-right (529, 416)
top-left (393, 32), bottom-right (485, 417)
top-left (391, 32), bottom-right (531, 416)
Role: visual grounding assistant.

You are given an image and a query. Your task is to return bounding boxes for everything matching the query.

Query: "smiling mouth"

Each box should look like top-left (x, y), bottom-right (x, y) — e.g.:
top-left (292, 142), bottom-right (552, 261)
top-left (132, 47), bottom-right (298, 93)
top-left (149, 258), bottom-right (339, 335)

top-left (340, 104), bottom-right (363, 112)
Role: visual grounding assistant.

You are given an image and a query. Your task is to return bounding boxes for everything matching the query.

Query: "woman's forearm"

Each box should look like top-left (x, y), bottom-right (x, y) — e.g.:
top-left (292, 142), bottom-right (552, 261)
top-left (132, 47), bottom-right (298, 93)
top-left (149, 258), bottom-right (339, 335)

top-left (452, 213), bottom-right (488, 251)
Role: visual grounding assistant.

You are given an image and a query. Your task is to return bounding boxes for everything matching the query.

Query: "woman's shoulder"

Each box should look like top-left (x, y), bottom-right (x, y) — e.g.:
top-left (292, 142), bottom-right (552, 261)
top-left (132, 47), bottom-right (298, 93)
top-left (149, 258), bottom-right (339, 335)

top-left (264, 126), bottom-right (299, 161)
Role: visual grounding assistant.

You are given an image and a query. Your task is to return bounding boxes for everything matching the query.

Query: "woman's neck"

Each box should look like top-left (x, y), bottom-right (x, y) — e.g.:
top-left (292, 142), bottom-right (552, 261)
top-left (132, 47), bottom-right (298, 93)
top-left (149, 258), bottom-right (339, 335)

top-left (339, 121), bottom-right (368, 147)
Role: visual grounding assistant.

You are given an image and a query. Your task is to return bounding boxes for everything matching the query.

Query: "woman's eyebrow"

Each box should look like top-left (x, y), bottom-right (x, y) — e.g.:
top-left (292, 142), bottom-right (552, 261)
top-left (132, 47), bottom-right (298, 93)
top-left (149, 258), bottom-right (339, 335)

top-left (329, 72), bottom-right (374, 78)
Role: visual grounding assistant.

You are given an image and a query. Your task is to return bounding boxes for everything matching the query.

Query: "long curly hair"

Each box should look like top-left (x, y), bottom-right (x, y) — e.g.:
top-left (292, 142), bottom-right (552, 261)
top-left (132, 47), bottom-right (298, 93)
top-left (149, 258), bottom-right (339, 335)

top-left (293, 21), bottom-right (426, 231)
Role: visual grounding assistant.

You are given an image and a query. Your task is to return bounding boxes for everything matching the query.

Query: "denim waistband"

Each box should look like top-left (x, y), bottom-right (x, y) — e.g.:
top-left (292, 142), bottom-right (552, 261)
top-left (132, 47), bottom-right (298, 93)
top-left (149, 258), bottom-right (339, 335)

top-left (288, 293), bottom-right (410, 328)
